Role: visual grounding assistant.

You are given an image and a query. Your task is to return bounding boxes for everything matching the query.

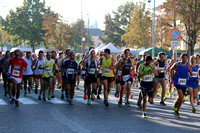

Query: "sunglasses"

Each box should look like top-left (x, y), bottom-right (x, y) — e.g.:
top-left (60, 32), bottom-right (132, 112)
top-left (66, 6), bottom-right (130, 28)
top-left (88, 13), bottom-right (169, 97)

top-left (125, 51), bottom-right (129, 54)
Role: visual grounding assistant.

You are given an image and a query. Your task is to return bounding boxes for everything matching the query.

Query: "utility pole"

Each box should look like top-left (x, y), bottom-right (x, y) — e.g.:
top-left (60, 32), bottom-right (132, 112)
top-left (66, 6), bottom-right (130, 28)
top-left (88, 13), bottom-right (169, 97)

top-left (81, 0), bottom-right (84, 54)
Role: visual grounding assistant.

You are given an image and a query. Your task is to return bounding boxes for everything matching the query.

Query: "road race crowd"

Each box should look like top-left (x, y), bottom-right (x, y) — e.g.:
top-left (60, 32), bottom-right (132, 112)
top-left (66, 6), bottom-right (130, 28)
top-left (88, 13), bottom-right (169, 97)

top-left (0, 47), bottom-right (200, 118)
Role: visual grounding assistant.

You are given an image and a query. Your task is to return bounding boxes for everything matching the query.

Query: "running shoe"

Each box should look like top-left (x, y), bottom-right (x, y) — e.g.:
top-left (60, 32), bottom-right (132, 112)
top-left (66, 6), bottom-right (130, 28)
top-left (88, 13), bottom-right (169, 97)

top-left (104, 100), bottom-right (109, 107)
top-left (173, 106), bottom-right (177, 112)
top-left (192, 108), bottom-right (196, 113)
top-left (38, 96), bottom-right (42, 100)
top-left (160, 101), bottom-right (166, 106)
top-left (24, 92), bottom-right (27, 96)
top-left (35, 89), bottom-right (38, 94)
top-left (43, 96), bottom-right (46, 101)
top-left (76, 86), bottom-right (80, 90)
top-left (142, 113), bottom-right (147, 118)
top-left (48, 96), bottom-right (51, 100)
top-left (125, 102), bottom-right (131, 107)
top-left (174, 111), bottom-right (180, 118)
top-left (28, 87), bottom-right (31, 94)
top-left (51, 93), bottom-right (55, 98)
top-left (118, 101), bottom-right (122, 107)
top-left (15, 100), bottom-right (19, 107)
top-left (61, 94), bottom-right (64, 99)
top-left (97, 95), bottom-right (101, 100)
top-left (91, 94), bottom-right (94, 101)
top-left (84, 94), bottom-right (87, 100)
top-left (9, 98), bottom-right (15, 104)
top-left (87, 100), bottom-right (91, 105)
top-left (69, 99), bottom-right (73, 105)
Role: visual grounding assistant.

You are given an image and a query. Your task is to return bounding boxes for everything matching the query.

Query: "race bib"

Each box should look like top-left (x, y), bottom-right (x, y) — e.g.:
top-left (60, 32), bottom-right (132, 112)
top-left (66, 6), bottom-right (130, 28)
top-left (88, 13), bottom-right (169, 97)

top-left (123, 75), bottom-right (130, 82)
top-left (88, 68), bottom-right (95, 74)
top-left (159, 67), bottom-right (165, 73)
top-left (82, 70), bottom-right (86, 75)
top-left (99, 68), bottom-right (102, 74)
top-left (192, 72), bottom-right (198, 78)
top-left (67, 69), bottom-right (74, 75)
top-left (117, 70), bottom-right (121, 76)
top-left (45, 67), bottom-right (51, 73)
top-left (103, 69), bottom-right (110, 75)
top-left (144, 75), bottom-right (152, 82)
top-left (178, 78), bottom-right (186, 85)
top-left (12, 70), bottom-right (20, 77)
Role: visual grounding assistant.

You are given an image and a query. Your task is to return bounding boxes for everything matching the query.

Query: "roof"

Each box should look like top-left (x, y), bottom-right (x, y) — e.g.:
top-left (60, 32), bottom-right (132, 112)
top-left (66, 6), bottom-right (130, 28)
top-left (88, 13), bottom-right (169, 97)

top-left (87, 28), bottom-right (104, 37)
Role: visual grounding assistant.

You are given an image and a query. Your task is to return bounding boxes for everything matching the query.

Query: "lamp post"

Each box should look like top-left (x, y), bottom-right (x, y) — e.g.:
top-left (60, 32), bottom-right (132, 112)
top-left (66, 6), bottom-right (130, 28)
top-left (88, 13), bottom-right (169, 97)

top-left (148, 0), bottom-right (155, 57)
top-left (81, 0), bottom-right (84, 54)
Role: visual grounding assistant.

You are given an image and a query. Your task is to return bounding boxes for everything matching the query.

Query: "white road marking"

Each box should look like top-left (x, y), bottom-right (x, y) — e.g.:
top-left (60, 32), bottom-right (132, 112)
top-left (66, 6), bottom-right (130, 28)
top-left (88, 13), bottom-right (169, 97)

top-left (0, 99), bottom-right (7, 105)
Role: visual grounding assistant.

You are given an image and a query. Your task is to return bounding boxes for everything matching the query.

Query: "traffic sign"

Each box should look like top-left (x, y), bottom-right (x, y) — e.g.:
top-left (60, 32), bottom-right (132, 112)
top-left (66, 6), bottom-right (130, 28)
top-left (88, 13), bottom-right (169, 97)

top-left (170, 41), bottom-right (180, 46)
top-left (170, 29), bottom-right (181, 40)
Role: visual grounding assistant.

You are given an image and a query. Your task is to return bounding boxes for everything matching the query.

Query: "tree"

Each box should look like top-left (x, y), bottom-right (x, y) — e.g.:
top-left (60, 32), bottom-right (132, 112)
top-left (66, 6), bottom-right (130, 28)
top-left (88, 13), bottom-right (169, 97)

top-left (1, 0), bottom-right (50, 51)
top-left (71, 19), bottom-right (93, 53)
top-left (122, 3), bottom-right (152, 48)
top-left (101, 1), bottom-right (135, 47)
top-left (162, 0), bottom-right (200, 56)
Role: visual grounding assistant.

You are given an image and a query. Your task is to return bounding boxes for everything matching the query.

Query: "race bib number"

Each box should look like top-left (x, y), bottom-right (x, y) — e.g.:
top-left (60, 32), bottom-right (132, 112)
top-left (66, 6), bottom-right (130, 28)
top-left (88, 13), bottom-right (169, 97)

top-left (103, 69), bottom-right (110, 75)
top-left (117, 70), bottom-right (121, 76)
top-left (82, 70), bottom-right (86, 75)
top-left (88, 68), bottom-right (95, 74)
top-left (67, 69), bottom-right (74, 75)
top-left (192, 72), bottom-right (198, 78)
top-left (45, 67), bottom-right (51, 73)
top-left (159, 67), bottom-right (165, 73)
top-left (178, 78), bottom-right (186, 85)
top-left (12, 70), bottom-right (20, 77)
top-left (99, 68), bottom-right (102, 74)
top-left (123, 75), bottom-right (130, 82)
top-left (144, 75), bottom-right (152, 82)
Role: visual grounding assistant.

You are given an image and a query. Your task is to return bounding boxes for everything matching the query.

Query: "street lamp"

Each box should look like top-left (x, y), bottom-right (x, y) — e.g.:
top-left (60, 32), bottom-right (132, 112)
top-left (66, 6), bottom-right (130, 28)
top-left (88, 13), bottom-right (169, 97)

top-left (148, 0), bottom-right (155, 58)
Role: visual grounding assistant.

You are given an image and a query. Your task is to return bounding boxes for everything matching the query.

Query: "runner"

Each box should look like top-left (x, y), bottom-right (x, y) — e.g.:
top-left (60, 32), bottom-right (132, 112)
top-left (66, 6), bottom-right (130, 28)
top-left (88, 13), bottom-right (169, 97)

top-left (167, 59), bottom-right (175, 97)
top-left (196, 54), bottom-right (200, 104)
top-left (42, 52), bottom-right (56, 101)
top-left (101, 48), bottom-right (115, 107)
top-left (83, 50), bottom-right (99, 104)
top-left (33, 51), bottom-right (45, 99)
top-left (82, 52), bottom-right (89, 100)
top-left (187, 55), bottom-right (199, 113)
top-left (62, 52), bottom-right (79, 105)
top-left (153, 52), bottom-right (167, 106)
top-left (0, 51), bottom-right (10, 96)
top-left (97, 52), bottom-right (104, 99)
top-left (75, 53), bottom-right (82, 90)
top-left (56, 51), bottom-right (64, 89)
top-left (51, 50), bottom-right (57, 98)
top-left (22, 51), bottom-right (34, 96)
top-left (170, 53), bottom-right (192, 118)
top-left (118, 49), bottom-right (134, 107)
top-left (61, 49), bottom-right (71, 99)
top-left (138, 55), bottom-right (158, 118)
top-left (8, 50), bottom-right (27, 107)
top-left (136, 52), bottom-right (148, 108)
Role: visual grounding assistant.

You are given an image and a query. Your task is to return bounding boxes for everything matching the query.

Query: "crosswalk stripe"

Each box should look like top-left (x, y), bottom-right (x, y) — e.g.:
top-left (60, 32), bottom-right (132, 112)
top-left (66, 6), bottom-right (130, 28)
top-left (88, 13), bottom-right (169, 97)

top-left (74, 98), bottom-right (99, 104)
top-left (0, 99), bottom-right (7, 105)
top-left (48, 98), bottom-right (67, 104)
top-left (18, 98), bottom-right (38, 104)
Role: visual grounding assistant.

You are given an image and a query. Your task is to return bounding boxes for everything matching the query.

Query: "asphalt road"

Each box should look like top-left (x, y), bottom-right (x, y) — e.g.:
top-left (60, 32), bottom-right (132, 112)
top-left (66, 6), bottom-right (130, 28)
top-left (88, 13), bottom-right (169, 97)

top-left (0, 80), bottom-right (200, 133)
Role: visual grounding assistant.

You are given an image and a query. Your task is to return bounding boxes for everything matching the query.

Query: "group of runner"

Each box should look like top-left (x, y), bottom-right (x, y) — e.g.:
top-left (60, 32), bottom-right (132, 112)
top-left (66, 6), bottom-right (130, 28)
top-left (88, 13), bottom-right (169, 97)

top-left (1, 47), bottom-right (200, 119)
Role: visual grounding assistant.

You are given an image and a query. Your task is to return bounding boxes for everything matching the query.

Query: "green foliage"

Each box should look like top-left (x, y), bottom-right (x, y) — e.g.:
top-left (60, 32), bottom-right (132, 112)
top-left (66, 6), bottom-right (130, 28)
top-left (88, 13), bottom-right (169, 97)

top-left (122, 3), bottom-right (152, 48)
top-left (101, 1), bottom-right (135, 47)
top-left (1, 0), bottom-right (50, 51)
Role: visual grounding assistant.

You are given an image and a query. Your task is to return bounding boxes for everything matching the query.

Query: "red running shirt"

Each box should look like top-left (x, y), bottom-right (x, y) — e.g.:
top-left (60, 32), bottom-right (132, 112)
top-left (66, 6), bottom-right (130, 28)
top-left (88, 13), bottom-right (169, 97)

top-left (9, 57), bottom-right (27, 78)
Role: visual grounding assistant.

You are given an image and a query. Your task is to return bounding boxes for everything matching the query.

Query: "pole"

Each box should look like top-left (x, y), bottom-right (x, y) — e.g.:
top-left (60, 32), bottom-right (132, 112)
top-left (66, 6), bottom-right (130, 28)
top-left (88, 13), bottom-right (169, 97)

top-left (173, 0), bottom-right (177, 61)
top-left (81, 0), bottom-right (84, 54)
top-left (87, 14), bottom-right (89, 46)
top-left (152, 0), bottom-right (155, 58)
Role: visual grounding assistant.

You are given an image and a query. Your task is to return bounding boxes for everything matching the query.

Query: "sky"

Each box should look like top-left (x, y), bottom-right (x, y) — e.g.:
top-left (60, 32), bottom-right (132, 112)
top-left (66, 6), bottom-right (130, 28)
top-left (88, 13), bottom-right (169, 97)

top-left (0, 0), bottom-right (166, 30)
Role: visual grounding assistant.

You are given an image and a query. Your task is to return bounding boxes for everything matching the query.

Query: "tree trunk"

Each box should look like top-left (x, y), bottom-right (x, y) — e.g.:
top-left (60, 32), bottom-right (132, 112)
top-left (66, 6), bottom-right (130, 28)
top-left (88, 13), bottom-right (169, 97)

top-left (188, 43), bottom-right (195, 57)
